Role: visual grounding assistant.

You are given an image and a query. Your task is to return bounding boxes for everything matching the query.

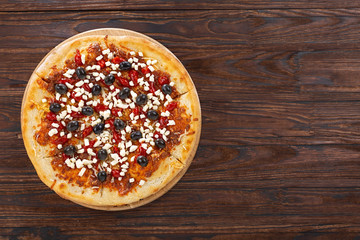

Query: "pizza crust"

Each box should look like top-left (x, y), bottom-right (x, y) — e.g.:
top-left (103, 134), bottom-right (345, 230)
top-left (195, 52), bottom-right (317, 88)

top-left (22, 34), bottom-right (201, 210)
top-left (21, 73), bottom-right (55, 180)
top-left (68, 156), bottom-right (184, 211)
top-left (171, 89), bottom-right (201, 166)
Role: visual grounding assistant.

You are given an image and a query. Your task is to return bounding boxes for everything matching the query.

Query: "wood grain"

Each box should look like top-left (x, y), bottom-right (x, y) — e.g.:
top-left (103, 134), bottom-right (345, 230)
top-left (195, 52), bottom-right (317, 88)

top-left (3, 5), bottom-right (360, 240)
top-left (2, 0), bottom-right (360, 11)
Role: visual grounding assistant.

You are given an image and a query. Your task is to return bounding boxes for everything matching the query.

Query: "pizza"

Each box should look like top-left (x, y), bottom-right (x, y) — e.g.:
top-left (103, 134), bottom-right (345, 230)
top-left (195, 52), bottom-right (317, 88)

top-left (21, 34), bottom-right (201, 210)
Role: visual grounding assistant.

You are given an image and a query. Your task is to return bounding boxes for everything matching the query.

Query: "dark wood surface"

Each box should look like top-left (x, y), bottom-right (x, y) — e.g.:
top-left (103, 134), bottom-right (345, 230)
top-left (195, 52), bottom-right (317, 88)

top-left (3, 1), bottom-right (360, 239)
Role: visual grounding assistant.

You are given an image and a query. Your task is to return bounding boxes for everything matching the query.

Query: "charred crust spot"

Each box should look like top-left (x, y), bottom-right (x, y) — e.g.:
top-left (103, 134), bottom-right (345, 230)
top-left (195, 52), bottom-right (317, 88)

top-left (59, 183), bottom-right (66, 189)
top-left (50, 179), bottom-right (57, 189)
top-left (194, 118), bottom-right (198, 121)
top-left (29, 103), bottom-right (35, 109)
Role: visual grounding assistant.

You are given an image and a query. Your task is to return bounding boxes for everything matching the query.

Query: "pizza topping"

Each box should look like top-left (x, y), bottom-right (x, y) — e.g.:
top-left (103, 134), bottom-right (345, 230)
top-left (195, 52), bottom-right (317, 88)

top-left (161, 84), bottom-right (172, 95)
top-left (93, 123), bottom-right (105, 134)
top-left (147, 110), bottom-right (159, 120)
top-left (130, 130), bottom-right (142, 141)
top-left (74, 49), bottom-right (83, 66)
top-left (97, 171), bottom-right (107, 182)
top-left (118, 87), bottom-right (130, 99)
top-left (166, 101), bottom-right (177, 111)
top-left (67, 120), bottom-right (79, 132)
top-left (119, 61), bottom-right (131, 70)
top-left (91, 84), bottom-right (102, 96)
top-left (81, 106), bottom-right (94, 116)
top-left (114, 119), bottom-right (126, 130)
top-left (64, 69), bottom-right (76, 78)
top-left (135, 94), bottom-right (148, 106)
top-left (97, 149), bottom-right (108, 160)
top-left (167, 120), bottom-right (176, 126)
top-left (48, 128), bottom-right (58, 137)
top-left (55, 83), bottom-right (68, 94)
top-left (158, 76), bottom-right (170, 85)
top-left (104, 74), bottom-right (115, 85)
top-left (64, 145), bottom-right (76, 156)
top-left (137, 156), bottom-right (148, 167)
top-left (49, 102), bottom-right (61, 113)
top-left (75, 67), bottom-right (86, 79)
top-left (155, 138), bottom-right (166, 149)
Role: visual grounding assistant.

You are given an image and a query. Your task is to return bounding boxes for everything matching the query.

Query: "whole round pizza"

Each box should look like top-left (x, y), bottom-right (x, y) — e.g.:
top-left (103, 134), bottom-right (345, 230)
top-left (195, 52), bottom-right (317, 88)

top-left (21, 30), bottom-right (201, 210)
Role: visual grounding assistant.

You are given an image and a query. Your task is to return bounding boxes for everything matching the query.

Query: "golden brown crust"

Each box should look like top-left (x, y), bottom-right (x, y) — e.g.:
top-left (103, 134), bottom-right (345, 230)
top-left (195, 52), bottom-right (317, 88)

top-left (171, 89), bottom-right (201, 166)
top-left (22, 34), bottom-right (200, 210)
top-left (21, 73), bottom-right (55, 187)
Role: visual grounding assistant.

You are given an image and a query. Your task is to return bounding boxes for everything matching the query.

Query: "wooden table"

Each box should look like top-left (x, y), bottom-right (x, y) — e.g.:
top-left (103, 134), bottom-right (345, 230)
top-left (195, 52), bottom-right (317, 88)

top-left (2, 1), bottom-right (360, 239)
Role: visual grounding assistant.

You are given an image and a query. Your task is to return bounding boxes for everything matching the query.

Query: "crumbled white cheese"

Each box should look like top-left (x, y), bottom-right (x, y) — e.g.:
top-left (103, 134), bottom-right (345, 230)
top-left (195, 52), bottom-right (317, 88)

top-left (76, 159), bottom-right (83, 169)
top-left (146, 147), bottom-right (152, 154)
top-left (129, 145), bottom-right (138, 152)
top-left (148, 66), bottom-right (155, 72)
top-left (48, 129), bottom-right (58, 137)
top-left (78, 168), bottom-right (86, 176)
top-left (102, 49), bottom-right (110, 55)
top-left (168, 120), bottom-right (176, 126)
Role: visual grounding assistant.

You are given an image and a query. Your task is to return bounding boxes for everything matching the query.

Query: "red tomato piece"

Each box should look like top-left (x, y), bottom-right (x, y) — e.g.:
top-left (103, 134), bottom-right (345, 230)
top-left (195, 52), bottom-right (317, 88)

top-left (83, 83), bottom-right (91, 92)
top-left (113, 145), bottom-right (120, 154)
top-left (111, 107), bottom-right (121, 117)
top-left (105, 118), bottom-right (114, 130)
top-left (89, 139), bottom-right (96, 147)
top-left (112, 57), bottom-right (125, 64)
top-left (98, 59), bottom-right (106, 69)
top-left (57, 123), bottom-right (65, 131)
top-left (46, 112), bottom-right (57, 121)
top-left (94, 104), bottom-right (109, 112)
top-left (132, 107), bottom-right (139, 116)
top-left (118, 77), bottom-right (130, 87)
top-left (59, 78), bottom-right (76, 85)
top-left (53, 135), bottom-right (68, 145)
top-left (159, 116), bottom-right (168, 128)
top-left (62, 153), bottom-right (68, 160)
top-left (70, 91), bottom-right (82, 102)
top-left (158, 76), bottom-right (170, 85)
top-left (166, 101), bottom-right (177, 111)
top-left (138, 147), bottom-right (147, 156)
top-left (70, 111), bottom-right (83, 118)
top-left (111, 169), bottom-right (121, 178)
top-left (153, 131), bottom-right (163, 139)
top-left (113, 131), bottom-right (122, 143)
top-left (149, 82), bottom-right (156, 94)
top-left (82, 126), bottom-right (93, 138)
top-left (75, 49), bottom-right (82, 66)
top-left (141, 66), bottom-right (150, 75)
top-left (129, 69), bottom-right (138, 86)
